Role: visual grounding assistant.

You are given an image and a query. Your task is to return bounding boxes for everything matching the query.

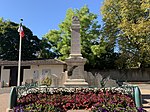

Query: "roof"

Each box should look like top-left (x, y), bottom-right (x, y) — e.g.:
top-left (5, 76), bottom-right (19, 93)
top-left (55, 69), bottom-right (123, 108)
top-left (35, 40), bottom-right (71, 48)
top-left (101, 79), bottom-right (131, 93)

top-left (0, 59), bottom-right (66, 66)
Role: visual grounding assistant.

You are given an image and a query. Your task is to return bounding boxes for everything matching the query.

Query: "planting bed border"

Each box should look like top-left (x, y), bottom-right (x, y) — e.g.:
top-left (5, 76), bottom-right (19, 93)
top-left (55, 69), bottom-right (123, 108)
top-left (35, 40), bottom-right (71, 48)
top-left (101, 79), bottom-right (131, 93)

top-left (7, 83), bottom-right (142, 111)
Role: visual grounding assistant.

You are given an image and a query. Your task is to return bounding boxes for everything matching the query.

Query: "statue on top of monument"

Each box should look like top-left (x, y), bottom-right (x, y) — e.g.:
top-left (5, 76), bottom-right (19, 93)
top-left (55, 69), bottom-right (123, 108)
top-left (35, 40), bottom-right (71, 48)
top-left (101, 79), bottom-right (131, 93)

top-left (72, 16), bottom-right (80, 24)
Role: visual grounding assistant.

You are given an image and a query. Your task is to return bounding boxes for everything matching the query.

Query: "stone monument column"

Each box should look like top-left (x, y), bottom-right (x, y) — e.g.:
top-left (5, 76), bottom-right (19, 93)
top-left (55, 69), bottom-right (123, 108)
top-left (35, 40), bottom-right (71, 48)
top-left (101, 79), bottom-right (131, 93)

top-left (64, 16), bottom-right (88, 87)
top-left (70, 16), bottom-right (82, 58)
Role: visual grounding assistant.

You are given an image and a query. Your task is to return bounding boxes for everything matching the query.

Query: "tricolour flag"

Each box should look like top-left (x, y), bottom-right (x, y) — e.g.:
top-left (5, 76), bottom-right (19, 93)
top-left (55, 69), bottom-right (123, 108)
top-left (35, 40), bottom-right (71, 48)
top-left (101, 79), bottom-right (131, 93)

top-left (18, 23), bottom-right (24, 38)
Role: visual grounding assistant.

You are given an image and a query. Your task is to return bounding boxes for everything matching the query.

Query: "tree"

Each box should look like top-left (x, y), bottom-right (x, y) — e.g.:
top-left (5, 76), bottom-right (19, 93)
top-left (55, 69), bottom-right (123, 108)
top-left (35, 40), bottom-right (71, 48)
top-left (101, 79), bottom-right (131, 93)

top-left (37, 38), bottom-right (57, 59)
top-left (44, 6), bottom-right (104, 69)
top-left (0, 18), bottom-right (41, 60)
top-left (101, 0), bottom-right (150, 68)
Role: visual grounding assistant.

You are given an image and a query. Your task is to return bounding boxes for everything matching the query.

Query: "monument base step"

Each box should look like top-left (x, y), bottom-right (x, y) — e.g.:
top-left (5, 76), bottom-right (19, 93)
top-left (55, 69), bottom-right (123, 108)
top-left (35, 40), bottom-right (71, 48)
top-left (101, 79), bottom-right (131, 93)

top-left (64, 79), bottom-right (88, 87)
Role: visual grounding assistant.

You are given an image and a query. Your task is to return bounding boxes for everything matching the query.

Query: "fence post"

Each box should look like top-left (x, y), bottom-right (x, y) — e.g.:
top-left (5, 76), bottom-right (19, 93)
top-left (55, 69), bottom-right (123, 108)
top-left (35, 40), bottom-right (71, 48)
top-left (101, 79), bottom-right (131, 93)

top-left (6, 87), bottom-right (17, 112)
top-left (133, 86), bottom-right (142, 108)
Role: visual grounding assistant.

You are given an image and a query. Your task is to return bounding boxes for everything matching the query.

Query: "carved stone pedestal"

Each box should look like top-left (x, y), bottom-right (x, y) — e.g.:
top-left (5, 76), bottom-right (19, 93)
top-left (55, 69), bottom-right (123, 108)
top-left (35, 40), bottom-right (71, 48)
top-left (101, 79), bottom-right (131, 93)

top-left (66, 58), bottom-right (86, 79)
top-left (64, 57), bottom-right (88, 87)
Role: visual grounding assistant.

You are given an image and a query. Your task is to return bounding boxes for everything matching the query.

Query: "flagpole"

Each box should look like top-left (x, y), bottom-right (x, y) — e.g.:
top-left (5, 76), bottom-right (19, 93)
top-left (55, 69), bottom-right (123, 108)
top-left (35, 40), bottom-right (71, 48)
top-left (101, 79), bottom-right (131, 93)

top-left (17, 19), bottom-right (23, 86)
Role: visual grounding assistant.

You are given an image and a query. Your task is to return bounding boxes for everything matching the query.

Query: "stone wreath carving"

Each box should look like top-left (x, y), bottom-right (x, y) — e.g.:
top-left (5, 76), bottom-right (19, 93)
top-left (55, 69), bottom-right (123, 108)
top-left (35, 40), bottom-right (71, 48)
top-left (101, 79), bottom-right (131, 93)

top-left (68, 65), bottom-right (78, 76)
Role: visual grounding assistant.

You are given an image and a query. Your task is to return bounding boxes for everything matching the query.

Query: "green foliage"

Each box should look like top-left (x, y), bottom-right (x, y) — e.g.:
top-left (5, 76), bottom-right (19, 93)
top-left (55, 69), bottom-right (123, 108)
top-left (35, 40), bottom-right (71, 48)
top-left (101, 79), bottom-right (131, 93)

top-left (101, 0), bottom-right (150, 68)
top-left (38, 38), bottom-right (57, 59)
top-left (44, 6), bottom-right (108, 69)
top-left (0, 18), bottom-right (41, 60)
top-left (43, 5), bottom-right (120, 69)
top-left (24, 103), bottom-right (56, 112)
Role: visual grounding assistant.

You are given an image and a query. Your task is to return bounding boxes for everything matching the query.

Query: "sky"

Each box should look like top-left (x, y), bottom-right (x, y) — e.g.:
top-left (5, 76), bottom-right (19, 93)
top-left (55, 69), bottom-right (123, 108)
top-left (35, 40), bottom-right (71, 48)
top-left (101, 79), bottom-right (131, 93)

top-left (0, 0), bottom-right (104, 39)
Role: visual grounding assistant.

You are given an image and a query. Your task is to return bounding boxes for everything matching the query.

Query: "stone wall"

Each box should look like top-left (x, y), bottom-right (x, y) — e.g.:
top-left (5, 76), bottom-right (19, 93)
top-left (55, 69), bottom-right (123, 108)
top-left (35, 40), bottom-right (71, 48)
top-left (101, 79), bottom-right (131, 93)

top-left (88, 68), bottom-right (150, 82)
top-left (82, 68), bottom-right (150, 87)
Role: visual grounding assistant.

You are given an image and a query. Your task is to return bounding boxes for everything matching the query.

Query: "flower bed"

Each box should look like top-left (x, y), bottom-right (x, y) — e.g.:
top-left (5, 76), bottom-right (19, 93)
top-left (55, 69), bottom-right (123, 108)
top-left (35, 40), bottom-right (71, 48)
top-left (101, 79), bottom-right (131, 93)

top-left (13, 88), bottom-right (144, 112)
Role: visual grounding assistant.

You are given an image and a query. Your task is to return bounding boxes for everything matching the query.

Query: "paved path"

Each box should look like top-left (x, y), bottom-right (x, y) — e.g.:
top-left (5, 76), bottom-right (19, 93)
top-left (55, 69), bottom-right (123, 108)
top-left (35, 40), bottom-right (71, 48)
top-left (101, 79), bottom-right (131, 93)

top-left (134, 84), bottom-right (150, 112)
top-left (0, 93), bottom-right (9, 112)
top-left (0, 84), bottom-right (150, 112)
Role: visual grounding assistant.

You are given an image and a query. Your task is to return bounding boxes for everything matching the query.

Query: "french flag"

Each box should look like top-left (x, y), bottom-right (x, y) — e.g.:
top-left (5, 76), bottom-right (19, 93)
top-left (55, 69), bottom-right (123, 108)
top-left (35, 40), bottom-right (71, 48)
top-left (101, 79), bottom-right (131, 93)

top-left (18, 23), bottom-right (24, 38)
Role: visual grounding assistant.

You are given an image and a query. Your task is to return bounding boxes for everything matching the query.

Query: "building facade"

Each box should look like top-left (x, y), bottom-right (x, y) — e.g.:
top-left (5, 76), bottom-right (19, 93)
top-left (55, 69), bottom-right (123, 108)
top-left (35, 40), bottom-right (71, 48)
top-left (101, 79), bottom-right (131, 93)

top-left (0, 59), bottom-right (66, 87)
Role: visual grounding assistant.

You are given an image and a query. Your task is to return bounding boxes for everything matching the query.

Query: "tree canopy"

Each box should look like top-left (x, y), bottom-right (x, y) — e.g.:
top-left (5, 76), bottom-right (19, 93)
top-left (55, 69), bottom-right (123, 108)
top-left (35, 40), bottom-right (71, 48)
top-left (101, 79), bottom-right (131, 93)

top-left (1, 1), bottom-right (149, 69)
top-left (101, 0), bottom-right (150, 68)
top-left (44, 6), bottom-right (110, 69)
top-left (43, 5), bottom-right (120, 69)
top-left (0, 18), bottom-right (41, 60)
